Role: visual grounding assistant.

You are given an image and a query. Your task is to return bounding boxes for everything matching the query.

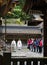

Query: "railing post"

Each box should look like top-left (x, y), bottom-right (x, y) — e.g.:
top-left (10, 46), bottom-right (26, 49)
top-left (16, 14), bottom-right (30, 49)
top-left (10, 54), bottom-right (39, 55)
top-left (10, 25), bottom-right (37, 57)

top-left (17, 61), bottom-right (20, 65)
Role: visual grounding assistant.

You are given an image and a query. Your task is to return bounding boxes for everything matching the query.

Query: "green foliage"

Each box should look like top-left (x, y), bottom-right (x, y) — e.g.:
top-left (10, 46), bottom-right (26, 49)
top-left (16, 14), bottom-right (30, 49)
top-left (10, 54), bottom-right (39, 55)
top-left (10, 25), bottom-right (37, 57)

top-left (5, 0), bottom-right (33, 21)
top-left (5, 0), bottom-right (26, 18)
top-left (6, 5), bottom-right (21, 18)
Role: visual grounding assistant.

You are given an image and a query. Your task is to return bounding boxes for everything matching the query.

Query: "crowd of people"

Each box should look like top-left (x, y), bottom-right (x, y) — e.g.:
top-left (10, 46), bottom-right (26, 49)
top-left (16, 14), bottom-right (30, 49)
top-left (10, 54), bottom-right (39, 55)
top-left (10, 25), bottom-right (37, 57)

top-left (27, 38), bottom-right (43, 53)
top-left (11, 38), bottom-right (43, 53)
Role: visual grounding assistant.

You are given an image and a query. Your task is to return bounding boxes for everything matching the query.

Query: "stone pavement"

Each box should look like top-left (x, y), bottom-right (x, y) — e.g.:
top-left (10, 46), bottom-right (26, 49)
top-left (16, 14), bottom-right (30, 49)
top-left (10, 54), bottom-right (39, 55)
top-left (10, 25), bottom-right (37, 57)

top-left (11, 46), bottom-right (43, 58)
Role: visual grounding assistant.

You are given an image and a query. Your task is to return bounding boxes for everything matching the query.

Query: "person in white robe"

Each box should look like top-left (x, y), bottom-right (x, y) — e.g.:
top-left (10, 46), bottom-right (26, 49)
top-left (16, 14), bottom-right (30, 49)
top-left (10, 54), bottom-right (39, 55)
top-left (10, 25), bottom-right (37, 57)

top-left (11, 39), bottom-right (16, 51)
top-left (17, 39), bottom-right (22, 50)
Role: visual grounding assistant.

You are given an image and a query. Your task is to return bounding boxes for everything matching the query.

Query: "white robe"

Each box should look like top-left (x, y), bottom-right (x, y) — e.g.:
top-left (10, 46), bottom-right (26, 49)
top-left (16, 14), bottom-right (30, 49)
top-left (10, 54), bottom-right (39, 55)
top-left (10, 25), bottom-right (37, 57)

top-left (17, 40), bottom-right (22, 50)
top-left (11, 40), bottom-right (16, 51)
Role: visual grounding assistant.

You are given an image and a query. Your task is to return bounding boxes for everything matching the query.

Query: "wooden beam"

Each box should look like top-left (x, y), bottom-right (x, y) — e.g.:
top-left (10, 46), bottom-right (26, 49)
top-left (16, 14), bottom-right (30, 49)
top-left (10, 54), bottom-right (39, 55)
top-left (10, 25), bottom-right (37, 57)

top-left (44, 10), bottom-right (47, 57)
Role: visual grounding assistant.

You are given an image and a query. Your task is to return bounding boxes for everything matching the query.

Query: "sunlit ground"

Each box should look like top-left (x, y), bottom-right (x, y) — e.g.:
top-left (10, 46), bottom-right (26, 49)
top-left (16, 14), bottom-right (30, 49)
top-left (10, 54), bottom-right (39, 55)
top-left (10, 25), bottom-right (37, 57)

top-left (11, 46), bottom-right (43, 58)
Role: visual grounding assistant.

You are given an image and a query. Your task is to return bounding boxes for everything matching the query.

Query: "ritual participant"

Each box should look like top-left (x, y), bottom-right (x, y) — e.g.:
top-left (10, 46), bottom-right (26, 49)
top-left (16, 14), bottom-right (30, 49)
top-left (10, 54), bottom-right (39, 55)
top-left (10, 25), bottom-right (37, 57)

top-left (17, 39), bottom-right (22, 50)
top-left (11, 39), bottom-right (16, 51)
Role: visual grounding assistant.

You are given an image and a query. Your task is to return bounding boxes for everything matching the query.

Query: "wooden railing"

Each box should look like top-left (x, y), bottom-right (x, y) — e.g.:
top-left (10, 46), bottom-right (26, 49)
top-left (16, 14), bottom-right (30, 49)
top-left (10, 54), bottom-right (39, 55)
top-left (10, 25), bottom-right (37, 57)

top-left (0, 53), bottom-right (47, 65)
top-left (11, 58), bottom-right (47, 65)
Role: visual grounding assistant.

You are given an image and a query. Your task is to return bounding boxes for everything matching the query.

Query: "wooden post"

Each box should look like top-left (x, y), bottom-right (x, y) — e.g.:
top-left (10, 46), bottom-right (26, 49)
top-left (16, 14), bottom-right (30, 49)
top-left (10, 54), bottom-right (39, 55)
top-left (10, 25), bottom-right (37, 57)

top-left (44, 10), bottom-right (47, 57)
top-left (42, 10), bottom-right (47, 57)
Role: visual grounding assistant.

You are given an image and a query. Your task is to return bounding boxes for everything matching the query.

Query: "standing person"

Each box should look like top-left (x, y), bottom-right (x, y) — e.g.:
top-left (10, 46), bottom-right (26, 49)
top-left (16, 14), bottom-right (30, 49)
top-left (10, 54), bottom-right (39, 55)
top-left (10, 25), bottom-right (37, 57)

top-left (33, 39), bottom-right (36, 52)
top-left (17, 39), bottom-right (22, 50)
top-left (11, 39), bottom-right (16, 51)
top-left (30, 38), bottom-right (34, 51)
top-left (27, 38), bottom-right (31, 50)
top-left (36, 38), bottom-right (39, 52)
top-left (39, 39), bottom-right (43, 53)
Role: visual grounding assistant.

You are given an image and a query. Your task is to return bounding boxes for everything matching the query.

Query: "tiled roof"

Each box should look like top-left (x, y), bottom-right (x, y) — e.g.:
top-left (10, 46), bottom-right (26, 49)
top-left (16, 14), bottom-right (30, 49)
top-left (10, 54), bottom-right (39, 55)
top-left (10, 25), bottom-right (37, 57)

top-left (0, 26), bottom-right (41, 34)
